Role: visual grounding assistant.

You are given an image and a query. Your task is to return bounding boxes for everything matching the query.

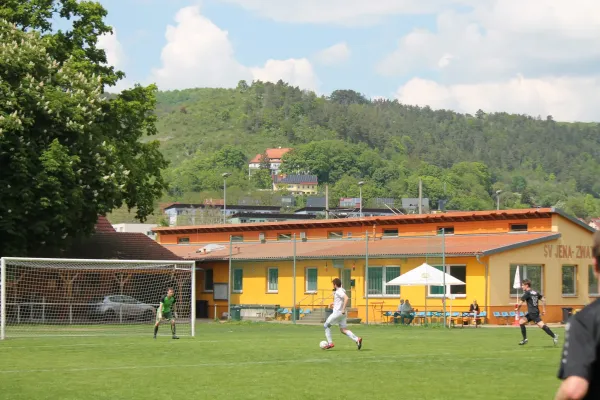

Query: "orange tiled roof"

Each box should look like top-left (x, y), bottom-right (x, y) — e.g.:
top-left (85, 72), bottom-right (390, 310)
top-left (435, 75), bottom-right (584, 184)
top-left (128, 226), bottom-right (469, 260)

top-left (153, 208), bottom-right (556, 233)
top-left (95, 216), bottom-right (116, 233)
top-left (62, 233), bottom-right (183, 260)
top-left (163, 232), bottom-right (560, 261)
top-left (249, 148), bottom-right (292, 163)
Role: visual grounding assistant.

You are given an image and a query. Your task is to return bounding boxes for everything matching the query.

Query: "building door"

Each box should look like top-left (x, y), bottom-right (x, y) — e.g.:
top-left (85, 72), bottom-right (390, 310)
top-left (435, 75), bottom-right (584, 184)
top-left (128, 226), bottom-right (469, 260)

top-left (342, 269), bottom-right (352, 308)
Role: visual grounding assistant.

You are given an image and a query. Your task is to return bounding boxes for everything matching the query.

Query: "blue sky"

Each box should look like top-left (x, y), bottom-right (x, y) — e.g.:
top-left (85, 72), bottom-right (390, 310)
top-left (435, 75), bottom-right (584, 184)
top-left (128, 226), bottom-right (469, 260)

top-left (95, 0), bottom-right (600, 122)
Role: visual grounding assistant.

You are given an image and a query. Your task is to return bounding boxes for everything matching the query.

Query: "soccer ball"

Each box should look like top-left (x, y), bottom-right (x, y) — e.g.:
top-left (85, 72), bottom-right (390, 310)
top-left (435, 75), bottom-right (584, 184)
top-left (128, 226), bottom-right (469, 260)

top-left (319, 340), bottom-right (328, 349)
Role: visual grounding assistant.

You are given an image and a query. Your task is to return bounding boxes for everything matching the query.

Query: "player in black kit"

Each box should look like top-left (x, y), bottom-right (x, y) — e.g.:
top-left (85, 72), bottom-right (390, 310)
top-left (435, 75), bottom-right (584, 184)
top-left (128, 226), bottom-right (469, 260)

top-left (515, 278), bottom-right (558, 346)
top-left (555, 231), bottom-right (600, 400)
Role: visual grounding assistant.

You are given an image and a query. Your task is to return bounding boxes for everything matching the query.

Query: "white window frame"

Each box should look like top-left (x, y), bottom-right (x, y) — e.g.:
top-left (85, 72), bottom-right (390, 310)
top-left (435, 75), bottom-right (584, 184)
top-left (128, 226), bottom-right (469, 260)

top-left (562, 265), bottom-right (577, 297)
top-left (437, 227), bottom-right (454, 235)
top-left (510, 264), bottom-right (544, 297)
top-left (328, 231), bottom-right (344, 239)
top-left (365, 265), bottom-right (401, 298)
top-left (305, 267), bottom-right (318, 293)
top-left (277, 233), bottom-right (292, 241)
top-left (509, 224), bottom-right (528, 232)
top-left (382, 229), bottom-right (399, 237)
top-left (427, 264), bottom-right (467, 298)
top-left (267, 267), bottom-right (279, 293)
top-left (231, 235), bottom-right (244, 242)
top-left (233, 268), bottom-right (243, 293)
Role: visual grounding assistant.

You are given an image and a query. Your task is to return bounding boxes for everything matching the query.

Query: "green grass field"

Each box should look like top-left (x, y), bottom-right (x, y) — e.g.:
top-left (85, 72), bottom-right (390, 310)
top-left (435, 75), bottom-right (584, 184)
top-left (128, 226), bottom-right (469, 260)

top-left (0, 323), bottom-right (564, 400)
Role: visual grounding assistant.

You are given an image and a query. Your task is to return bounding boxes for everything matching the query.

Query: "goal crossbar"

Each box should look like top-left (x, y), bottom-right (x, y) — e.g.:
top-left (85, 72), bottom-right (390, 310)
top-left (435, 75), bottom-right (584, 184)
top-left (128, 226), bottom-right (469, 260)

top-left (1, 257), bottom-right (196, 340)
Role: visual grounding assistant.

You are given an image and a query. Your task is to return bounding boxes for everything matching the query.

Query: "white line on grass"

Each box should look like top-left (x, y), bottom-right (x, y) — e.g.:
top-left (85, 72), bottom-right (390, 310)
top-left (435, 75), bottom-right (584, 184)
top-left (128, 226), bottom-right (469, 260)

top-left (0, 348), bottom-right (552, 374)
top-left (0, 330), bottom-right (506, 349)
top-left (0, 337), bottom-right (300, 349)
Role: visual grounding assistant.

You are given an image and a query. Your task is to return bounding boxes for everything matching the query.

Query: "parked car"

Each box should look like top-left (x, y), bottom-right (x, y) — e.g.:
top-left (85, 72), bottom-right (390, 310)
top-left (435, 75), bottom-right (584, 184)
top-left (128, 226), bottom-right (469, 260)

top-left (89, 295), bottom-right (156, 322)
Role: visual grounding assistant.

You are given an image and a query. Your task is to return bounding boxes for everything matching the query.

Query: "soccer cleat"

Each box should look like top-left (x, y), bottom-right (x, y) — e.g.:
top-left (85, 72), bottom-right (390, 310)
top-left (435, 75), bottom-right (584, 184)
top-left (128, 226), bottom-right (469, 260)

top-left (323, 343), bottom-right (334, 350)
top-left (519, 339), bottom-right (528, 346)
top-left (153, 335), bottom-right (156, 339)
top-left (553, 334), bottom-right (559, 346)
top-left (357, 337), bottom-right (362, 350)
top-left (172, 335), bottom-right (180, 339)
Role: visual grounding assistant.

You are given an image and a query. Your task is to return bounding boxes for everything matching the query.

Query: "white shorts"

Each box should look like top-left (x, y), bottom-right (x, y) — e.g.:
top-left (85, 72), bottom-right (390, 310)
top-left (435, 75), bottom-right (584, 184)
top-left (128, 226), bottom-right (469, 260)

top-left (325, 311), bottom-right (347, 329)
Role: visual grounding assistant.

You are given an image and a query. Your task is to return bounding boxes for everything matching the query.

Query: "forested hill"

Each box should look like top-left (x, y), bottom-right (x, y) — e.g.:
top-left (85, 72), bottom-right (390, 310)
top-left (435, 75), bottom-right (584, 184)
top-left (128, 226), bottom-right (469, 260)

top-left (151, 80), bottom-right (600, 219)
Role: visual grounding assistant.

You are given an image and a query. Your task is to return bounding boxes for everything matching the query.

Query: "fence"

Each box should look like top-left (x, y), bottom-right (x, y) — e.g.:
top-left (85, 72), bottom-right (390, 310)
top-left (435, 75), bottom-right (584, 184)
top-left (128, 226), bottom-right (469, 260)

top-left (194, 230), bottom-right (463, 326)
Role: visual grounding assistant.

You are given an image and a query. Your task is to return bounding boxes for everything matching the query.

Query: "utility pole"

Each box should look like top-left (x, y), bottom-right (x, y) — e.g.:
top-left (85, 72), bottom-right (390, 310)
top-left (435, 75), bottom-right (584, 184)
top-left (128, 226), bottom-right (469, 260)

top-left (418, 178), bottom-right (423, 214)
top-left (325, 184), bottom-right (329, 220)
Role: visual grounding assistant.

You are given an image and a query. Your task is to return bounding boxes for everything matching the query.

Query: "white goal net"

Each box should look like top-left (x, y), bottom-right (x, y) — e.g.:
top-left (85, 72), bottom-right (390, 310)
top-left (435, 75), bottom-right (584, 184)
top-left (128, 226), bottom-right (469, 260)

top-left (0, 257), bottom-right (196, 339)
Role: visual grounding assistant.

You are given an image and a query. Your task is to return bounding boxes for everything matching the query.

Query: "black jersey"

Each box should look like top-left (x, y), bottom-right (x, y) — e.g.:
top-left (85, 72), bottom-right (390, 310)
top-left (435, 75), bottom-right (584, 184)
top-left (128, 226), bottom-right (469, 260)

top-left (521, 289), bottom-right (543, 314)
top-left (557, 301), bottom-right (600, 399)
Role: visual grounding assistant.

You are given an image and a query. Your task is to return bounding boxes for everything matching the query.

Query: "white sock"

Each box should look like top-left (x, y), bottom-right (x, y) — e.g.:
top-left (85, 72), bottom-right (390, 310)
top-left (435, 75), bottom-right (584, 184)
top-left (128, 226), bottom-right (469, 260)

top-left (325, 326), bottom-right (333, 343)
top-left (345, 330), bottom-right (358, 342)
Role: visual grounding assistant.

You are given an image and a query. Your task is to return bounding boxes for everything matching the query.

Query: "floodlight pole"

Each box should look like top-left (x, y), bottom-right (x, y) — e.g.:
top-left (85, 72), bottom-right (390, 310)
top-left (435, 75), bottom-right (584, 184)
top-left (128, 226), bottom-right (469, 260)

top-left (358, 181), bottom-right (365, 218)
top-left (442, 228), bottom-right (447, 328)
top-left (292, 233), bottom-right (297, 324)
top-left (365, 231), bottom-right (369, 325)
top-left (228, 235), bottom-right (232, 321)
top-left (222, 172), bottom-right (231, 224)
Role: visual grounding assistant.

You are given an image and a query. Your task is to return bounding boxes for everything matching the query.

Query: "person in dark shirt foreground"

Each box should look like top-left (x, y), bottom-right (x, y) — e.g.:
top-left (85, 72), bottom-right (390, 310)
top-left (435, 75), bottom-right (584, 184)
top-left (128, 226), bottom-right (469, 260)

top-left (555, 231), bottom-right (600, 400)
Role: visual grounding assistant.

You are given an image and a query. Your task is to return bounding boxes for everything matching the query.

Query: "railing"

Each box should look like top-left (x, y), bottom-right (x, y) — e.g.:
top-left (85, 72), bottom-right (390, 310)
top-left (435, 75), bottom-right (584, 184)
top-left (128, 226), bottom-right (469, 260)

top-left (1, 302), bottom-right (183, 325)
top-left (296, 289), bottom-right (335, 310)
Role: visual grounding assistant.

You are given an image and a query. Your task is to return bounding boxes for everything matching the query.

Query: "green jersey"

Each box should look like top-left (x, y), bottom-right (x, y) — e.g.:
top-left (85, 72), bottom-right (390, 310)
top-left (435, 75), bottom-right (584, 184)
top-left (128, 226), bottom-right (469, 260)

top-left (160, 295), bottom-right (176, 314)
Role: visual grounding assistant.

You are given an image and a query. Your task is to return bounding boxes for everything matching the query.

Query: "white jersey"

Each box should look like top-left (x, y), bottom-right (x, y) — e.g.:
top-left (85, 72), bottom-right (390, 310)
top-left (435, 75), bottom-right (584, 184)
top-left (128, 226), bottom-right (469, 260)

top-left (333, 287), bottom-right (346, 312)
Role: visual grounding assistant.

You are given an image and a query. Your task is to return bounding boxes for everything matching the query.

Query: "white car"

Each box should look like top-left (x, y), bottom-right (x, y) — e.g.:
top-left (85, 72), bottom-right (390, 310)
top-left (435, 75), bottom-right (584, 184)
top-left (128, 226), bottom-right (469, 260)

top-left (89, 295), bottom-right (156, 322)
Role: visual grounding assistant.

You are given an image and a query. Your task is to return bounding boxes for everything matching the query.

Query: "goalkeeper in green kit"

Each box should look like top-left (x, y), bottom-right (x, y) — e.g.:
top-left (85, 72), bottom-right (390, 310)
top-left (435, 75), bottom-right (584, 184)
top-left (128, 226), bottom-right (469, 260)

top-left (154, 288), bottom-right (179, 339)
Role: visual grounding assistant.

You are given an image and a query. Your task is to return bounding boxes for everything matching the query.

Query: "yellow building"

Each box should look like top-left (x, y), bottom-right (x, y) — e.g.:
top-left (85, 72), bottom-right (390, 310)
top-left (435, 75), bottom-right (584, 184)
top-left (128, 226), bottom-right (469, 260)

top-left (272, 174), bottom-right (318, 195)
top-left (155, 208), bottom-right (597, 324)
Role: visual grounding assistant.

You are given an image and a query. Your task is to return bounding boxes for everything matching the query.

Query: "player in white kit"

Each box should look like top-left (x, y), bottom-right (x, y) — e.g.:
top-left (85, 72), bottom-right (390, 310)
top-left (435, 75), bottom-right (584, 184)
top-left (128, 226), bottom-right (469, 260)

top-left (322, 278), bottom-right (362, 350)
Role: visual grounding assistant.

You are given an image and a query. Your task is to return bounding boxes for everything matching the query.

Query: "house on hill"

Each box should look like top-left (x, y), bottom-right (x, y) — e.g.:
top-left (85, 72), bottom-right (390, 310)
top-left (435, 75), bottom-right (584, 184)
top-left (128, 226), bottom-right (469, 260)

top-left (272, 174), bottom-right (318, 195)
top-left (248, 147), bottom-right (292, 175)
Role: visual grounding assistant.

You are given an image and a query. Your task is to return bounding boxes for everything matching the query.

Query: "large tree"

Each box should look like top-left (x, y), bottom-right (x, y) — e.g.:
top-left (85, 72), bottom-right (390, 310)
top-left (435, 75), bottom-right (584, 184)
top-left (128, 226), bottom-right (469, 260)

top-left (0, 1), bottom-right (168, 256)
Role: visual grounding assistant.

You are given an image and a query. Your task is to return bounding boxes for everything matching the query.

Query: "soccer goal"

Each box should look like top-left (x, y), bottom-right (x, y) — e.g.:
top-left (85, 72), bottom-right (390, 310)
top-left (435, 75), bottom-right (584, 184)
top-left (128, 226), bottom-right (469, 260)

top-left (0, 257), bottom-right (196, 339)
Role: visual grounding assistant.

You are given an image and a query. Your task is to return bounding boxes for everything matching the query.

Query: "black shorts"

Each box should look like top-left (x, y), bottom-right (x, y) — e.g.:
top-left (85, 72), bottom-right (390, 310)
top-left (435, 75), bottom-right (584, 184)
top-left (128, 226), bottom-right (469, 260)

top-left (525, 313), bottom-right (542, 324)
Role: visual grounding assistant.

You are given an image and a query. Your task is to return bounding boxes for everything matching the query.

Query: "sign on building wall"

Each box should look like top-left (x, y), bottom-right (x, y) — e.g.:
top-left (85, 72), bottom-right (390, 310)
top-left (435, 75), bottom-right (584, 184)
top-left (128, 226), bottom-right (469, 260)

top-left (544, 244), bottom-right (593, 259)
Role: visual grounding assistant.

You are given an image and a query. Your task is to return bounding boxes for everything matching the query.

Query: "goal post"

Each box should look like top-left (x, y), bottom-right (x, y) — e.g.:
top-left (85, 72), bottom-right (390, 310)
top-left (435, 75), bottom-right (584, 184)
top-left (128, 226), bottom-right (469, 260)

top-left (0, 257), bottom-right (196, 339)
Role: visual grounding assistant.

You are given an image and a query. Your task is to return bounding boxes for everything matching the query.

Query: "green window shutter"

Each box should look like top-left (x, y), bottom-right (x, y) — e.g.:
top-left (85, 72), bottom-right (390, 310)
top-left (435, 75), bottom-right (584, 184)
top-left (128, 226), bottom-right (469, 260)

top-left (430, 266), bottom-right (444, 295)
top-left (268, 268), bottom-right (278, 291)
top-left (385, 267), bottom-right (400, 295)
top-left (233, 269), bottom-right (243, 291)
top-left (590, 265), bottom-right (599, 295)
top-left (307, 268), bottom-right (317, 291)
top-left (367, 267), bottom-right (383, 295)
top-left (205, 269), bottom-right (214, 291)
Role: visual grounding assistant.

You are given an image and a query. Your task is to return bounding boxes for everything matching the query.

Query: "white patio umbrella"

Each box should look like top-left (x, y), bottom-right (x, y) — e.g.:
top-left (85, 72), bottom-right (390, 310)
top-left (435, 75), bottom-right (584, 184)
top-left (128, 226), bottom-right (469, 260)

top-left (386, 262), bottom-right (466, 325)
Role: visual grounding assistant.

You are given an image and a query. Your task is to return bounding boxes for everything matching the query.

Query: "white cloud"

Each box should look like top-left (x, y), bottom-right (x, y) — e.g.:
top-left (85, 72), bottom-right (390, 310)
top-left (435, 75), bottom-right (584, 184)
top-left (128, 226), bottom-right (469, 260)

top-left (149, 6), bottom-right (319, 91)
top-left (251, 59), bottom-right (319, 90)
top-left (379, 0), bottom-right (600, 121)
top-left (313, 42), bottom-right (351, 66)
top-left (150, 6), bottom-right (249, 89)
top-left (395, 75), bottom-right (600, 122)
top-left (97, 28), bottom-right (125, 69)
top-left (218, 0), bottom-right (476, 25)
top-left (96, 28), bottom-right (134, 93)
top-left (378, 1), bottom-right (600, 81)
